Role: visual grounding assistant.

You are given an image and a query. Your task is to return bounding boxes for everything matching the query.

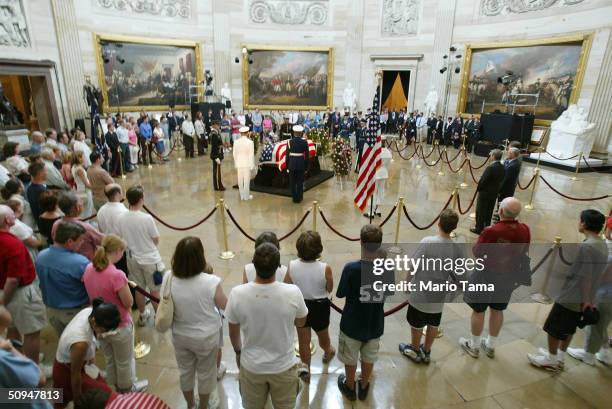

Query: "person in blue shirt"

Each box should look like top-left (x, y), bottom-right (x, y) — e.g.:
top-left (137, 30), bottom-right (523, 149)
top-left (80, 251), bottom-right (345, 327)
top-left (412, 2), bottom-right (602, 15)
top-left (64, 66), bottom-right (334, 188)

top-left (138, 117), bottom-right (153, 166)
top-left (0, 305), bottom-right (51, 409)
top-left (35, 221), bottom-right (90, 336)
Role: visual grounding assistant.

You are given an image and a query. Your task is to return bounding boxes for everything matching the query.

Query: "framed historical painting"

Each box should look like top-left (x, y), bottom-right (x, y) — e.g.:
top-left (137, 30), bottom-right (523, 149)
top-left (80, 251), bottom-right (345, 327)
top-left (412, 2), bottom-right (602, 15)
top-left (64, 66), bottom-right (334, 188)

top-left (457, 34), bottom-right (592, 126)
top-left (242, 45), bottom-right (334, 110)
top-left (94, 34), bottom-right (202, 112)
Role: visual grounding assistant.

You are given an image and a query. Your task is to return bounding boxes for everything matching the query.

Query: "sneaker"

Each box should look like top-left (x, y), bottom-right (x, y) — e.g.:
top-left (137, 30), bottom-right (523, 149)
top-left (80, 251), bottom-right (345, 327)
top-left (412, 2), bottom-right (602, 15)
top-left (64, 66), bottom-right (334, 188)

top-left (337, 374), bottom-right (356, 401)
top-left (357, 379), bottom-right (370, 401)
top-left (399, 343), bottom-right (421, 363)
top-left (538, 347), bottom-right (564, 370)
top-left (137, 310), bottom-right (150, 327)
top-left (596, 350), bottom-right (612, 366)
top-left (527, 352), bottom-right (561, 372)
top-left (567, 348), bottom-right (595, 365)
top-left (459, 337), bottom-right (479, 358)
top-left (130, 379), bottom-right (149, 392)
top-left (217, 362), bottom-right (226, 380)
top-left (297, 362), bottom-right (310, 383)
top-left (419, 344), bottom-right (431, 364)
top-left (480, 339), bottom-right (495, 358)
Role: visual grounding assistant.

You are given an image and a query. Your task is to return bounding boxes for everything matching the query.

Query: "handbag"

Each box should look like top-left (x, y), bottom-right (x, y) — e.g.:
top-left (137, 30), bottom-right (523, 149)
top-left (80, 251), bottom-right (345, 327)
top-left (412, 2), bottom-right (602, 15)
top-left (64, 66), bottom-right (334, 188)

top-left (154, 272), bottom-right (174, 332)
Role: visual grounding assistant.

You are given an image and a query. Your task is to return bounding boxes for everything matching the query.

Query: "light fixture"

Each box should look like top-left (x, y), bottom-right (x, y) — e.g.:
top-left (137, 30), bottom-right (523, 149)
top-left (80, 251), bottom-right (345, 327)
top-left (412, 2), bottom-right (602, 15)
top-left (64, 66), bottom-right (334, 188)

top-left (443, 54), bottom-right (448, 59)
top-left (440, 67), bottom-right (447, 74)
top-left (449, 46), bottom-right (457, 52)
top-left (234, 57), bottom-right (239, 63)
top-left (456, 54), bottom-right (462, 59)
top-left (116, 56), bottom-right (125, 64)
top-left (454, 67), bottom-right (460, 74)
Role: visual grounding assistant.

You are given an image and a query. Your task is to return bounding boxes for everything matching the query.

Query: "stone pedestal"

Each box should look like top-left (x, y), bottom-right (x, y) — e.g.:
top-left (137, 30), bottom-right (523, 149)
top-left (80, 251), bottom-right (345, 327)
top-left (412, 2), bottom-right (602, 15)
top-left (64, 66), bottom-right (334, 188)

top-left (546, 127), bottom-right (597, 159)
top-left (0, 128), bottom-right (30, 148)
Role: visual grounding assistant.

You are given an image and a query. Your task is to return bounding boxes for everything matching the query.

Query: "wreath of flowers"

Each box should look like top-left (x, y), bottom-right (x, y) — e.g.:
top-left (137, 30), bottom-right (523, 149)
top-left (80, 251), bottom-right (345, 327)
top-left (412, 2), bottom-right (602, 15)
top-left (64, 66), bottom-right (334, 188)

top-left (331, 138), bottom-right (352, 176)
top-left (306, 128), bottom-right (331, 157)
top-left (247, 132), bottom-right (260, 153)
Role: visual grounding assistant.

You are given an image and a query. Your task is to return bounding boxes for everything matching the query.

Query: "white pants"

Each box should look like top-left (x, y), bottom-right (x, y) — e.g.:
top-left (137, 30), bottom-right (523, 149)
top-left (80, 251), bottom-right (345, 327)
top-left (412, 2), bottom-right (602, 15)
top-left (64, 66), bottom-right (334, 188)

top-left (99, 323), bottom-right (136, 390)
top-left (374, 178), bottom-right (386, 207)
top-left (236, 167), bottom-right (251, 200)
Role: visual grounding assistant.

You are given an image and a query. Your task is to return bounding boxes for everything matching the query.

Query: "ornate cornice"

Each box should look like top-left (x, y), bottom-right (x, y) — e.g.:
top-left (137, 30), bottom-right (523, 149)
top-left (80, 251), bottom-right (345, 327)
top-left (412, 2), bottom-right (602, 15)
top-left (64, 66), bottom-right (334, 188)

top-left (481, 0), bottom-right (586, 16)
top-left (96, 0), bottom-right (191, 19)
top-left (249, 0), bottom-right (329, 25)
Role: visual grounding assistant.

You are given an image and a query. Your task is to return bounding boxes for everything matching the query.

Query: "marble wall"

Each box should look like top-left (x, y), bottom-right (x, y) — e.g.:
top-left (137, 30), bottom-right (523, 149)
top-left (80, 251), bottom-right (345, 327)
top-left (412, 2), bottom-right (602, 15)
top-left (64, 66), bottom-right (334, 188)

top-left (2, 0), bottom-right (611, 151)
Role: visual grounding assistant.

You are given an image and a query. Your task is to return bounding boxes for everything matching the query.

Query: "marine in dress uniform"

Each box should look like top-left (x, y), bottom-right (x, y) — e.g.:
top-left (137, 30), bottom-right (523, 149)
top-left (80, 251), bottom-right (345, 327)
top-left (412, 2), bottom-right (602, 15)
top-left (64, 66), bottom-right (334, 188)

top-left (233, 126), bottom-right (254, 200)
top-left (279, 116), bottom-right (293, 141)
top-left (287, 125), bottom-right (309, 203)
top-left (210, 120), bottom-right (225, 191)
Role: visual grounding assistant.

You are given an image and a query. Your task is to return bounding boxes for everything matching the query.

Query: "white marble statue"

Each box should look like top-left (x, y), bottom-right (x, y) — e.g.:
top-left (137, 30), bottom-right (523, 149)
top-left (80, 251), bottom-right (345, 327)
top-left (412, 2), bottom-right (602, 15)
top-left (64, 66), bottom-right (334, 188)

top-left (220, 82), bottom-right (232, 104)
top-left (423, 87), bottom-right (438, 118)
top-left (547, 104), bottom-right (596, 159)
top-left (343, 83), bottom-right (357, 114)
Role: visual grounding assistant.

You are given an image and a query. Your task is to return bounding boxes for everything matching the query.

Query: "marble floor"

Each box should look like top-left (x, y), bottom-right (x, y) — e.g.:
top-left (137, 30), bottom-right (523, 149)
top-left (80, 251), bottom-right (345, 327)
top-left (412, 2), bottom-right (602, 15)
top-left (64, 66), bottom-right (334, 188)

top-left (40, 143), bottom-right (611, 409)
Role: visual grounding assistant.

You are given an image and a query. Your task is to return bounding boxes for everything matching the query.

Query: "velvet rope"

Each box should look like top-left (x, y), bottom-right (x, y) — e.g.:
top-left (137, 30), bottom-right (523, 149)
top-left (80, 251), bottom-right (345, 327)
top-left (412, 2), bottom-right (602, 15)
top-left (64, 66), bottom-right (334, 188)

top-left (468, 164), bottom-right (481, 184)
top-left (129, 281), bottom-right (160, 304)
top-left (318, 210), bottom-right (360, 241)
top-left (420, 151), bottom-right (443, 167)
top-left (278, 210), bottom-right (312, 242)
top-left (378, 205), bottom-right (398, 228)
top-left (531, 247), bottom-right (555, 273)
top-left (581, 156), bottom-right (611, 174)
top-left (469, 156), bottom-right (490, 170)
top-left (143, 204), bottom-right (217, 231)
top-left (539, 176), bottom-right (612, 201)
top-left (152, 138), bottom-right (179, 159)
top-left (401, 194), bottom-right (454, 230)
top-left (456, 189), bottom-right (478, 215)
top-left (419, 144), bottom-right (438, 160)
top-left (543, 151), bottom-right (580, 161)
top-left (393, 144), bottom-right (419, 161)
top-left (444, 149), bottom-right (463, 163)
top-left (517, 174), bottom-right (537, 190)
top-left (391, 140), bottom-right (411, 153)
top-left (80, 213), bottom-right (97, 222)
top-left (443, 151), bottom-right (469, 173)
top-left (225, 208), bottom-right (257, 242)
top-left (558, 246), bottom-right (574, 266)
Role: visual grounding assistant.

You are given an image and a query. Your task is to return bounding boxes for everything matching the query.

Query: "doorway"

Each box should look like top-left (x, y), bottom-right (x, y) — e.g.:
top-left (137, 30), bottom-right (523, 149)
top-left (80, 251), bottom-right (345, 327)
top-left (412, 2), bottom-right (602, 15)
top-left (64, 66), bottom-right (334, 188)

top-left (381, 70), bottom-right (410, 112)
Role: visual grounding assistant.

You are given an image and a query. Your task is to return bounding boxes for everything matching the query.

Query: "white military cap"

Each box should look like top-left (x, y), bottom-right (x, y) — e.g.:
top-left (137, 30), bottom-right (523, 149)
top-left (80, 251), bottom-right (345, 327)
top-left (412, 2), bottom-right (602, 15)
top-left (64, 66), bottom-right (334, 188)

top-left (292, 125), bottom-right (304, 132)
top-left (239, 126), bottom-right (250, 133)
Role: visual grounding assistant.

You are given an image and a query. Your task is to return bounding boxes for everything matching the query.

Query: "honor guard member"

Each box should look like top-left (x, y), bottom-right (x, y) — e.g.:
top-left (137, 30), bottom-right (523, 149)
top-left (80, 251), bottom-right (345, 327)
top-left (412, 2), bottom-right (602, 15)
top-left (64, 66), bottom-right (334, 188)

top-left (288, 125), bottom-right (308, 203)
top-left (280, 116), bottom-right (293, 141)
top-left (210, 120), bottom-right (225, 191)
top-left (233, 126), bottom-right (255, 200)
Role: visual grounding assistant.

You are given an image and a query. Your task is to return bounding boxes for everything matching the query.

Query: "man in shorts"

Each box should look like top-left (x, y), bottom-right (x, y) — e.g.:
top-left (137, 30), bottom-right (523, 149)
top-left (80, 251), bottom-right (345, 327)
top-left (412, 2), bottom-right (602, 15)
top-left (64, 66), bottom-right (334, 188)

top-left (459, 197), bottom-right (530, 358)
top-left (0, 205), bottom-right (47, 365)
top-left (399, 209), bottom-right (465, 364)
top-left (528, 209), bottom-right (608, 371)
top-left (118, 186), bottom-right (163, 326)
top-left (336, 224), bottom-right (393, 401)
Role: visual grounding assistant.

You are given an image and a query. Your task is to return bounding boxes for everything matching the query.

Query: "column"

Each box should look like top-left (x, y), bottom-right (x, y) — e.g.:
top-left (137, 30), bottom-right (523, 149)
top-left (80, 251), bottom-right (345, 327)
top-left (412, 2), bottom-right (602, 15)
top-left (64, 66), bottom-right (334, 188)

top-left (587, 32), bottom-right (612, 153)
top-left (50, 0), bottom-right (87, 126)
top-left (211, 0), bottom-right (232, 107)
top-left (429, 0), bottom-right (458, 116)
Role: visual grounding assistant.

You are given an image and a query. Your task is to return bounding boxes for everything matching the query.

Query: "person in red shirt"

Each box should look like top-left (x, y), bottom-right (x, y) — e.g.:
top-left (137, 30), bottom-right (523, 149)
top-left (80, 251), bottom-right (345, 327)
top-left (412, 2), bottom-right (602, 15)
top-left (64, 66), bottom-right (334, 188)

top-left (459, 197), bottom-right (530, 359)
top-left (0, 204), bottom-right (47, 365)
top-left (75, 388), bottom-right (171, 409)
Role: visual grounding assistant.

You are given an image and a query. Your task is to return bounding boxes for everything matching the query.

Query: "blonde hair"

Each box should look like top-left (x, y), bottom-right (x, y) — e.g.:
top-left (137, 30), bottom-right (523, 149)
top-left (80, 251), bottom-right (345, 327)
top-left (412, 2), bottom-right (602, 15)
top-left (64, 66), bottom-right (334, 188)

top-left (92, 235), bottom-right (126, 271)
top-left (71, 150), bottom-right (84, 166)
top-left (61, 151), bottom-right (73, 164)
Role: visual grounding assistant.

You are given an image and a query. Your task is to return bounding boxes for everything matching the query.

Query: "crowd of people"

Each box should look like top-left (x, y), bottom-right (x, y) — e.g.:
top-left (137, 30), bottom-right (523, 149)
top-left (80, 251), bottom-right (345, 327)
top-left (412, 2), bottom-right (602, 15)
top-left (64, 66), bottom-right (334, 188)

top-left (1, 121), bottom-right (610, 409)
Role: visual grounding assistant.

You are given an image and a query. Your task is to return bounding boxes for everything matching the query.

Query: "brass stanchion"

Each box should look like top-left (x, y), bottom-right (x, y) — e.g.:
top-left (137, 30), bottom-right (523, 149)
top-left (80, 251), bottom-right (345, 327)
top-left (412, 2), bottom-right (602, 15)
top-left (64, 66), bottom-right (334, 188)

top-left (134, 341), bottom-right (151, 359)
top-left (524, 168), bottom-right (540, 210)
top-left (571, 152), bottom-right (583, 181)
top-left (531, 237), bottom-right (562, 304)
top-left (459, 155), bottom-right (468, 188)
top-left (312, 201), bottom-right (318, 232)
top-left (430, 141), bottom-right (438, 165)
top-left (394, 197), bottom-right (404, 245)
top-left (437, 146), bottom-right (446, 176)
top-left (118, 147), bottom-right (126, 179)
top-left (534, 147), bottom-right (543, 172)
top-left (218, 199), bottom-right (235, 260)
top-left (451, 187), bottom-right (458, 210)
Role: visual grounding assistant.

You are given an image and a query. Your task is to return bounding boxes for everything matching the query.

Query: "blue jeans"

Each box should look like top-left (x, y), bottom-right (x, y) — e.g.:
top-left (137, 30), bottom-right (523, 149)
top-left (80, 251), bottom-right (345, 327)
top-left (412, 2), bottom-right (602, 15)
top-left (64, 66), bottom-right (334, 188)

top-left (120, 143), bottom-right (130, 171)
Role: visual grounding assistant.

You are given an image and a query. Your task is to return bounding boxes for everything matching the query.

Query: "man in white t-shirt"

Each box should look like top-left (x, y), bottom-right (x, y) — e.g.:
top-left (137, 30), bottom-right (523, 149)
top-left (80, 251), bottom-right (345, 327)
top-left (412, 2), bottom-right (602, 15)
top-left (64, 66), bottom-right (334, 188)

top-left (225, 243), bottom-right (308, 409)
top-left (97, 184), bottom-right (127, 236)
top-left (118, 186), bottom-right (162, 326)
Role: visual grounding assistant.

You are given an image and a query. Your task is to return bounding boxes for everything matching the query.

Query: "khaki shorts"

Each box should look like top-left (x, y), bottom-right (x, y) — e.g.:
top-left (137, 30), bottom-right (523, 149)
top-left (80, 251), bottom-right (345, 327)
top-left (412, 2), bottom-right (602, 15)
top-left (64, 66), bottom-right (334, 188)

top-left (126, 254), bottom-right (161, 292)
top-left (338, 330), bottom-right (380, 365)
top-left (172, 332), bottom-right (219, 394)
top-left (1, 283), bottom-right (47, 335)
top-left (47, 306), bottom-right (84, 337)
top-left (239, 365), bottom-right (299, 409)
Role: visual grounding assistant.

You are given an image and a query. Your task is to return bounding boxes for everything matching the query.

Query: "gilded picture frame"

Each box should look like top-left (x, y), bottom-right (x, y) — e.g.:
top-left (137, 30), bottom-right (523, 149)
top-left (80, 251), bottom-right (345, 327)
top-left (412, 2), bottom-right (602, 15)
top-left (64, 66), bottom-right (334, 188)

top-left (94, 33), bottom-right (202, 112)
top-left (242, 45), bottom-right (334, 110)
top-left (457, 33), bottom-right (593, 126)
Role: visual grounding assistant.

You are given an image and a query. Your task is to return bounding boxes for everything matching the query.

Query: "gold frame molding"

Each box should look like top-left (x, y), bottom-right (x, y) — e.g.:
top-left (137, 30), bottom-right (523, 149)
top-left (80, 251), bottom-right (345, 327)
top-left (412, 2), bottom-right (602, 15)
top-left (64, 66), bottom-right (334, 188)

top-left (93, 33), bottom-right (202, 112)
top-left (457, 33), bottom-right (593, 126)
top-left (241, 44), bottom-right (334, 110)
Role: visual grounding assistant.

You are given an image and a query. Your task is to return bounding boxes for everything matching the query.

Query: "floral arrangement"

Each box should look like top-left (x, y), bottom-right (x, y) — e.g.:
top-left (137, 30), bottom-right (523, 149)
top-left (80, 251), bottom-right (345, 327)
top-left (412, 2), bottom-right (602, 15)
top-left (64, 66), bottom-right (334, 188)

top-left (306, 128), bottom-right (331, 157)
top-left (247, 132), bottom-right (260, 153)
top-left (331, 138), bottom-right (352, 176)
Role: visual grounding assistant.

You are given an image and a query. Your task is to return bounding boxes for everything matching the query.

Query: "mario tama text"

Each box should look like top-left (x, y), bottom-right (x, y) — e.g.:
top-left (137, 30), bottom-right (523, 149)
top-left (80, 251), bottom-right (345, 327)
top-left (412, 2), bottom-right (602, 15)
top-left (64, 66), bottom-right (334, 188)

top-left (357, 242), bottom-right (597, 304)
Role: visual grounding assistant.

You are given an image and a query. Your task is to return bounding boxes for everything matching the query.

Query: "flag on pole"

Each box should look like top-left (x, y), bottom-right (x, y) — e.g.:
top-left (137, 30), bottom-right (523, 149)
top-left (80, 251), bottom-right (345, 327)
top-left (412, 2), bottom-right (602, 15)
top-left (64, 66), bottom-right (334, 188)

top-left (353, 86), bottom-right (382, 212)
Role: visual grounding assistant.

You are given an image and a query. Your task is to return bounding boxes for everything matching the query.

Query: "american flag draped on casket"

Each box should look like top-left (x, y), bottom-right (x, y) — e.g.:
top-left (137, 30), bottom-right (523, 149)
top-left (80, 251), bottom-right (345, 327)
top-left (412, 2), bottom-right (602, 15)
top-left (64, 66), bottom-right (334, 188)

top-left (260, 139), bottom-right (317, 171)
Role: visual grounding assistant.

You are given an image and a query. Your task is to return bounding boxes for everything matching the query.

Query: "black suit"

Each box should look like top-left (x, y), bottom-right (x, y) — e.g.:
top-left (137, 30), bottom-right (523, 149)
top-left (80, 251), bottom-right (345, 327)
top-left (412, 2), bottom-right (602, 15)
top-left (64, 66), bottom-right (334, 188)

top-left (287, 136), bottom-right (309, 203)
top-left (435, 120), bottom-right (443, 143)
top-left (426, 117), bottom-right (436, 144)
top-left (167, 113), bottom-right (180, 140)
top-left (475, 161), bottom-right (506, 232)
top-left (210, 129), bottom-right (225, 190)
top-left (498, 159), bottom-right (521, 200)
top-left (105, 131), bottom-right (120, 176)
